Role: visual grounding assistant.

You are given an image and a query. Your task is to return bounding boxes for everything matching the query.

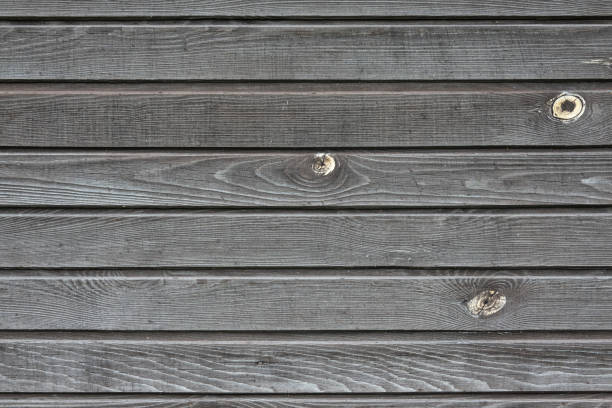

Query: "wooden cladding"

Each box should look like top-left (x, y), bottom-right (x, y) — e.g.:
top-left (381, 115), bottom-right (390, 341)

top-left (1, 150), bottom-right (612, 207)
top-left (1, 1), bottom-right (611, 404)
top-left (0, 270), bottom-right (610, 331)
top-left (1, 84), bottom-right (610, 147)
top-left (1, 24), bottom-right (610, 80)
top-left (1, 333), bottom-right (611, 393)
top-left (1, 210), bottom-right (612, 268)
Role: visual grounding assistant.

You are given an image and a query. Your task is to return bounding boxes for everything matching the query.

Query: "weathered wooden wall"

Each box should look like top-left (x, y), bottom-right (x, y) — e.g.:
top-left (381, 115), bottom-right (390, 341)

top-left (0, 2), bottom-right (610, 407)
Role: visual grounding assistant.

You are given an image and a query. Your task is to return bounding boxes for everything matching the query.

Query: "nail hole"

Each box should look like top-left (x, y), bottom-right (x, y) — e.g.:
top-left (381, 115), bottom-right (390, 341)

top-left (312, 153), bottom-right (336, 176)
top-left (467, 289), bottom-right (506, 318)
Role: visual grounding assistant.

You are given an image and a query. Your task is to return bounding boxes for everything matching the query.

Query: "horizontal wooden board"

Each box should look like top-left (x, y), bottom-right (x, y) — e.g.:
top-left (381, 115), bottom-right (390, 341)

top-left (1, 210), bottom-right (612, 267)
top-left (1, 270), bottom-right (610, 331)
top-left (0, 333), bottom-right (610, 393)
top-left (0, 394), bottom-right (609, 408)
top-left (2, 1), bottom-right (612, 17)
top-left (2, 150), bottom-right (612, 207)
top-left (1, 84), bottom-right (611, 147)
top-left (1, 24), bottom-right (610, 80)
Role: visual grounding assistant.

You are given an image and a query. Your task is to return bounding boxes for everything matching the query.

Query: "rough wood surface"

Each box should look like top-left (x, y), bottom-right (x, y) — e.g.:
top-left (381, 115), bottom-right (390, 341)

top-left (1, 150), bottom-right (612, 207)
top-left (1, 1), bottom-right (612, 17)
top-left (0, 394), bottom-right (609, 408)
top-left (1, 24), bottom-right (610, 80)
top-left (3, 1), bottom-right (611, 402)
top-left (0, 333), bottom-right (610, 393)
top-left (0, 269), bottom-right (610, 331)
top-left (1, 84), bottom-right (611, 147)
top-left (1, 210), bottom-right (611, 268)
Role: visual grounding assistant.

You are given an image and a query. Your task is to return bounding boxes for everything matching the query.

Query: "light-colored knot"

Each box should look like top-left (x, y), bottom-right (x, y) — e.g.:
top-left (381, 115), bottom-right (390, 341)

top-left (551, 93), bottom-right (585, 121)
top-left (312, 153), bottom-right (336, 176)
top-left (467, 289), bottom-right (506, 317)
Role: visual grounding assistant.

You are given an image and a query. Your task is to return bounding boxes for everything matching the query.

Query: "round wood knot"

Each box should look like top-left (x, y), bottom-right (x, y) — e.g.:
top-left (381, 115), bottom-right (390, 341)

top-left (467, 290), bottom-right (506, 318)
top-left (551, 93), bottom-right (584, 121)
top-left (312, 153), bottom-right (336, 176)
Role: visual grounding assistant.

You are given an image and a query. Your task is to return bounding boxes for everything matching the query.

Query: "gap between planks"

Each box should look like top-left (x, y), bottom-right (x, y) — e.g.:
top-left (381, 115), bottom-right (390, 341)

top-left (0, 267), bottom-right (611, 279)
top-left (0, 207), bottom-right (611, 215)
top-left (0, 19), bottom-right (612, 25)
top-left (0, 393), bottom-right (609, 408)
top-left (0, 81), bottom-right (610, 94)
top-left (1, 331), bottom-right (612, 343)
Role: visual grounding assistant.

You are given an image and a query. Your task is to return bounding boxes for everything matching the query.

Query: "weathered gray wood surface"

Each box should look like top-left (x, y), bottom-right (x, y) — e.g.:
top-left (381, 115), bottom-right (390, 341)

top-left (0, 270), bottom-right (610, 331)
top-left (1, 24), bottom-right (610, 80)
top-left (2, 150), bottom-right (612, 207)
top-left (1, 333), bottom-right (610, 393)
top-left (1, 210), bottom-right (611, 268)
top-left (2, 84), bottom-right (610, 147)
top-left (2, 1), bottom-right (612, 17)
top-left (1, 1), bottom-right (611, 403)
top-left (0, 394), bottom-right (609, 408)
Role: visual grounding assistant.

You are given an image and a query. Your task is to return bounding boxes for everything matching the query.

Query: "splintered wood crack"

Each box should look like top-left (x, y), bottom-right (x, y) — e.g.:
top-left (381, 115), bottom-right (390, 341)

top-left (467, 290), bottom-right (506, 317)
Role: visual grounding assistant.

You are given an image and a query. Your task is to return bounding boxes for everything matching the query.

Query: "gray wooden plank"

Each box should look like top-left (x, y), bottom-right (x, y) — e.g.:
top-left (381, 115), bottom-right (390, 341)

top-left (2, 150), bottom-right (612, 207)
top-left (1, 270), bottom-right (610, 331)
top-left (1, 24), bottom-right (610, 80)
top-left (1, 1), bottom-right (612, 17)
top-left (0, 332), bottom-right (610, 393)
top-left (1, 84), bottom-right (611, 147)
top-left (0, 394), bottom-right (609, 408)
top-left (1, 210), bottom-right (612, 268)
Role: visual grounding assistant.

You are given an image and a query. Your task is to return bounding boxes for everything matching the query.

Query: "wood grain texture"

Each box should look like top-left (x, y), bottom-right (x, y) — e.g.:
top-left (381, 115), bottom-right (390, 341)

top-left (1, 84), bottom-right (611, 147)
top-left (1, 210), bottom-right (612, 268)
top-left (0, 394), bottom-right (610, 408)
top-left (1, 270), bottom-right (610, 331)
top-left (1, 24), bottom-right (610, 80)
top-left (1, 1), bottom-right (612, 17)
top-left (2, 150), bottom-right (612, 207)
top-left (0, 333), bottom-right (610, 393)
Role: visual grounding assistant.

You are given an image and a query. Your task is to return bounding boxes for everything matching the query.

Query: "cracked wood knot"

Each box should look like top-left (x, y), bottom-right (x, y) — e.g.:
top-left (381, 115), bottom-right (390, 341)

top-left (467, 289), bottom-right (506, 318)
top-left (551, 93), bottom-right (585, 121)
top-left (312, 153), bottom-right (336, 176)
